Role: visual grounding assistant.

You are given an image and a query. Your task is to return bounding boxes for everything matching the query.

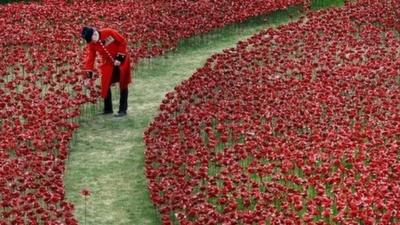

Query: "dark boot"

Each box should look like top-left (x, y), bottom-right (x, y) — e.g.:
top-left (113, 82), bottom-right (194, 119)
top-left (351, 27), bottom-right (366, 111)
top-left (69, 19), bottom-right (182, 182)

top-left (115, 88), bottom-right (128, 117)
top-left (103, 88), bottom-right (113, 114)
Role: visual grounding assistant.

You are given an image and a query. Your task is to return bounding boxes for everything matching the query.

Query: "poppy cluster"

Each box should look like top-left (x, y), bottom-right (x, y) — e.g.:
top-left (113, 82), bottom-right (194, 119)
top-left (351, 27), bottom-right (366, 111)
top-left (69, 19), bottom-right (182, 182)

top-left (0, 0), bottom-right (308, 224)
top-left (145, 1), bottom-right (400, 224)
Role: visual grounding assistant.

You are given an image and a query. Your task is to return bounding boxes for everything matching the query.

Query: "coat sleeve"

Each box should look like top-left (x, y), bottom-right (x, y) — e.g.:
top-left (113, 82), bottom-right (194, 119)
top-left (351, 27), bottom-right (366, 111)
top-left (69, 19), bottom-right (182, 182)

top-left (111, 30), bottom-right (128, 54)
top-left (84, 44), bottom-right (96, 71)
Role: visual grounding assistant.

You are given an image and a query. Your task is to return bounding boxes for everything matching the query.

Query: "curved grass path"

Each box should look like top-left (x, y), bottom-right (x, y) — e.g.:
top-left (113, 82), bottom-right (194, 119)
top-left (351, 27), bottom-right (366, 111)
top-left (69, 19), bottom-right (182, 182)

top-left (64, 2), bottom-right (342, 225)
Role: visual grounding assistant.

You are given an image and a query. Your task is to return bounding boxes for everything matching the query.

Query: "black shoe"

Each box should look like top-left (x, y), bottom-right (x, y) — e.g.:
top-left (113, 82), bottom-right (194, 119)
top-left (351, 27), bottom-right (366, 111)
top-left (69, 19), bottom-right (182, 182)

top-left (114, 111), bottom-right (127, 117)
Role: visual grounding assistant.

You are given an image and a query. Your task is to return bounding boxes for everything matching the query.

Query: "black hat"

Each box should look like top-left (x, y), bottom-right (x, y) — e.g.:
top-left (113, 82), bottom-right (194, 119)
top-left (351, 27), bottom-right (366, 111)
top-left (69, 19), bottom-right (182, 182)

top-left (81, 26), bottom-right (94, 43)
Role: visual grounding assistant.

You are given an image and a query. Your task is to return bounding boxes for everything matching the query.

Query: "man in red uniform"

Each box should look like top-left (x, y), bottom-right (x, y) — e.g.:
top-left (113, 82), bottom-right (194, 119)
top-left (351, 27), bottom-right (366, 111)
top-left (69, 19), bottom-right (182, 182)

top-left (81, 26), bottom-right (132, 117)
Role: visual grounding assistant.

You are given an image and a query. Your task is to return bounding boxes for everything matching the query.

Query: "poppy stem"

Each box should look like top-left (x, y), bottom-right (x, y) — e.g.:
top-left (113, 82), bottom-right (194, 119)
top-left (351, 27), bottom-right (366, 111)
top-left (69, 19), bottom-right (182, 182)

top-left (84, 196), bottom-right (87, 225)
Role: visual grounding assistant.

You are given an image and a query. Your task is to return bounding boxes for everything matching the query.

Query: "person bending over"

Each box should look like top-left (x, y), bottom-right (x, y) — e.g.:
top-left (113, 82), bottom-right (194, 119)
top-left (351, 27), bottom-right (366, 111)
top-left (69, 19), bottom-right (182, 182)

top-left (81, 26), bottom-right (132, 117)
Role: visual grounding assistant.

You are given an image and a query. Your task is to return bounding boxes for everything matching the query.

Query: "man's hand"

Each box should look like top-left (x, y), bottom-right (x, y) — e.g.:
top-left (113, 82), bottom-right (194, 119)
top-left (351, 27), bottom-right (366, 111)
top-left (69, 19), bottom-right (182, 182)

top-left (87, 71), bottom-right (94, 79)
top-left (114, 60), bottom-right (121, 66)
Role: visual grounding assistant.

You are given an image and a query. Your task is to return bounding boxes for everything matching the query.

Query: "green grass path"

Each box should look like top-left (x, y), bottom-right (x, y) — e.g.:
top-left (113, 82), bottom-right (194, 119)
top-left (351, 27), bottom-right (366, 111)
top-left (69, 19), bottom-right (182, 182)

top-left (64, 2), bottom-right (343, 224)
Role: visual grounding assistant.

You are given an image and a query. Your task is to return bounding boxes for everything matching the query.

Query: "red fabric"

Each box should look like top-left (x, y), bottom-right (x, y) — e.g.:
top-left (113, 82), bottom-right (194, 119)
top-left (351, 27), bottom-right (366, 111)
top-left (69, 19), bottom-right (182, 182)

top-left (84, 28), bottom-right (132, 98)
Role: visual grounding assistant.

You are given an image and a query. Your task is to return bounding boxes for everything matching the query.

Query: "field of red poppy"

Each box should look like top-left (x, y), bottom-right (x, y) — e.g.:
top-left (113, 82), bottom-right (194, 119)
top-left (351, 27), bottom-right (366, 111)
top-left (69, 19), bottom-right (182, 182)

top-left (0, 0), bottom-right (315, 224)
top-left (63, 6), bottom-right (313, 225)
top-left (2, 0), bottom-right (399, 224)
top-left (144, 1), bottom-right (400, 225)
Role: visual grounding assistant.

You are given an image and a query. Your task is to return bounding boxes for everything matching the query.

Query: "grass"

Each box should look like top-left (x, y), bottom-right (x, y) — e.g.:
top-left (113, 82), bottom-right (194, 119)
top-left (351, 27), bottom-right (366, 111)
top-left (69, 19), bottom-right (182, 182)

top-left (312, 0), bottom-right (344, 9)
top-left (64, 1), bottom-right (344, 225)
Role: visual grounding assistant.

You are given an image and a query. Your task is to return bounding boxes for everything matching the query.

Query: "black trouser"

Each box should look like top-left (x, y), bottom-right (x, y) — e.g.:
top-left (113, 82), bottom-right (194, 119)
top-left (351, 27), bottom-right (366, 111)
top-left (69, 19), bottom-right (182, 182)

top-left (104, 88), bottom-right (128, 113)
top-left (104, 67), bottom-right (128, 113)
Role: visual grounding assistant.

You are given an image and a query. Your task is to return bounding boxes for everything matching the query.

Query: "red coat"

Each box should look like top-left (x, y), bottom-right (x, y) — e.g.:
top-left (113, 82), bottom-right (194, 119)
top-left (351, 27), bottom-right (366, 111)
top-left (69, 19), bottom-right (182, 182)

top-left (84, 28), bottom-right (132, 98)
